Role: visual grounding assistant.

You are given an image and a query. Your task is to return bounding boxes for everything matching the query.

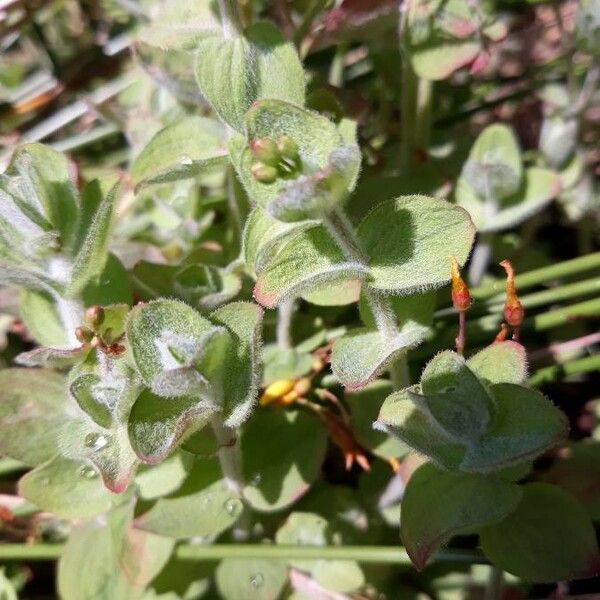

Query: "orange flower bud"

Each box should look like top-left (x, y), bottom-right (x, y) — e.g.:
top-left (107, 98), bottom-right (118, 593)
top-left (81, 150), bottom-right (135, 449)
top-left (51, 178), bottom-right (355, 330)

top-left (321, 409), bottom-right (370, 472)
top-left (450, 256), bottom-right (472, 312)
top-left (494, 322), bottom-right (509, 343)
top-left (499, 260), bottom-right (524, 328)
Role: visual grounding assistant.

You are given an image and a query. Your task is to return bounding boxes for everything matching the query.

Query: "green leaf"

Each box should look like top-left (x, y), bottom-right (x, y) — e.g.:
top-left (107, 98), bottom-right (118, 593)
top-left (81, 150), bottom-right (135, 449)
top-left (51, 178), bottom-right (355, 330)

top-left (210, 302), bottom-right (263, 427)
top-left (135, 452), bottom-right (191, 500)
top-left (70, 372), bottom-right (121, 429)
top-left (216, 558), bottom-right (288, 600)
top-left (19, 289), bottom-right (67, 346)
top-left (253, 225), bottom-right (369, 308)
top-left (242, 409), bottom-right (327, 512)
top-left (462, 124), bottom-right (522, 201)
top-left (480, 483), bottom-right (600, 582)
top-left (359, 290), bottom-right (436, 332)
top-left (262, 345), bottom-right (314, 386)
top-left (67, 183), bottom-right (117, 297)
top-left (412, 351), bottom-right (495, 444)
top-left (136, 0), bottom-right (220, 51)
top-left (375, 387), bottom-right (465, 470)
top-left (58, 503), bottom-right (133, 600)
top-left (460, 383), bottom-right (568, 472)
top-left (195, 22), bottom-right (305, 131)
top-left (4, 143), bottom-right (79, 248)
top-left (126, 299), bottom-right (229, 399)
top-left (467, 341), bottom-right (528, 385)
top-left (82, 254), bottom-right (133, 306)
top-left (345, 380), bottom-right (409, 460)
top-left (128, 390), bottom-right (215, 464)
top-left (132, 117), bottom-right (228, 190)
top-left (18, 456), bottom-right (113, 518)
top-left (331, 324), bottom-right (427, 390)
top-left (457, 168), bottom-right (561, 232)
top-left (0, 369), bottom-right (78, 466)
top-left (407, 0), bottom-right (483, 80)
top-left (58, 499), bottom-right (174, 600)
top-left (357, 195), bottom-right (475, 293)
top-left (242, 207), bottom-right (319, 278)
top-left (137, 479), bottom-right (243, 539)
top-left (275, 512), bottom-right (329, 571)
top-left (400, 462), bottom-right (522, 570)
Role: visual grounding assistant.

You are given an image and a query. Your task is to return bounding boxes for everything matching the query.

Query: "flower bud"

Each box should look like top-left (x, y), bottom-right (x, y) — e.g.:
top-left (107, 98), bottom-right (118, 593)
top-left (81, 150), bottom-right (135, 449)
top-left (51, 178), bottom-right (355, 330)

top-left (260, 379), bottom-right (295, 407)
top-left (277, 135), bottom-right (299, 161)
top-left (500, 260), bottom-right (524, 328)
top-left (450, 256), bottom-right (472, 312)
top-left (84, 305), bottom-right (105, 328)
top-left (249, 138), bottom-right (280, 166)
top-left (75, 326), bottom-right (94, 344)
top-left (251, 162), bottom-right (278, 184)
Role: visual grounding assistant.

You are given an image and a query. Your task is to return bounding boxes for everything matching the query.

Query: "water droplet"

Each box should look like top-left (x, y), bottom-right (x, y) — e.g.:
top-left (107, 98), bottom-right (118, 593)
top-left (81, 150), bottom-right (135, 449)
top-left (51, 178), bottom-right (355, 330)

top-left (224, 498), bottom-right (243, 517)
top-left (84, 432), bottom-right (108, 451)
top-left (79, 465), bottom-right (98, 479)
top-left (450, 362), bottom-right (461, 372)
top-left (180, 155), bottom-right (193, 166)
top-left (250, 472), bottom-right (262, 485)
top-left (249, 573), bottom-right (264, 589)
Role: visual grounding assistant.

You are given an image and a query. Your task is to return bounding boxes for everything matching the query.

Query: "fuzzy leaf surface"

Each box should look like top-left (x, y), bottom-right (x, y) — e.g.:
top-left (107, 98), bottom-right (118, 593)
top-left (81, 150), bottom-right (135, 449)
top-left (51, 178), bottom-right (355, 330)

top-left (357, 195), bottom-right (475, 294)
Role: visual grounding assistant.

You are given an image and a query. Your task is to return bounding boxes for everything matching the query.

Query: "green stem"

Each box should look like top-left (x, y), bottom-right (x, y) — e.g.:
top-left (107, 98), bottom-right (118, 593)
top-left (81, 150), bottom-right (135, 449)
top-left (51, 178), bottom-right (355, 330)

top-left (293, 0), bottom-right (329, 50)
top-left (484, 566), bottom-right (503, 600)
top-left (414, 77), bottom-right (432, 153)
top-left (399, 45), bottom-right (416, 173)
top-left (0, 542), bottom-right (487, 565)
top-left (276, 298), bottom-right (294, 350)
top-left (469, 252), bottom-right (600, 300)
top-left (529, 354), bottom-right (600, 387)
top-left (322, 208), bottom-right (409, 389)
top-left (210, 416), bottom-right (244, 496)
top-left (217, 0), bottom-right (243, 37)
top-left (485, 276), bottom-right (600, 313)
top-left (532, 297), bottom-right (600, 331)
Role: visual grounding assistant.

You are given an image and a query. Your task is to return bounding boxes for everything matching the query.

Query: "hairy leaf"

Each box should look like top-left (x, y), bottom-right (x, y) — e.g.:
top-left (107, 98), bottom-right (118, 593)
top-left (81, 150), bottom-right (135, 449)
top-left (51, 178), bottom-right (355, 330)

top-left (357, 195), bottom-right (475, 293)
top-left (467, 341), bottom-right (528, 385)
top-left (132, 117), bottom-right (228, 189)
top-left (331, 324), bottom-right (427, 390)
top-left (195, 22), bottom-right (305, 131)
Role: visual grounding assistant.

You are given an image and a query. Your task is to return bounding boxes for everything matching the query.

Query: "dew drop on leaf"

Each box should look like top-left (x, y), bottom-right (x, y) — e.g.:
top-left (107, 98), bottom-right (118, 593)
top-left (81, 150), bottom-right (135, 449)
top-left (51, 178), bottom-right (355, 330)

top-left (79, 465), bottom-right (98, 479)
top-left (249, 573), bottom-right (264, 589)
top-left (84, 432), bottom-right (108, 451)
top-left (180, 155), bottom-right (193, 166)
top-left (224, 497), bottom-right (243, 517)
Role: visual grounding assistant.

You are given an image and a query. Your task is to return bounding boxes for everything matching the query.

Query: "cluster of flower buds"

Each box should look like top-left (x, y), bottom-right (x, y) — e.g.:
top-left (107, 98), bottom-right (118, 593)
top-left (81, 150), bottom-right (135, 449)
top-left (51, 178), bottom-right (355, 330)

top-left (249, 135), bottom-right (302, 184)
top-left (75, 305), bottom-right (125, 357)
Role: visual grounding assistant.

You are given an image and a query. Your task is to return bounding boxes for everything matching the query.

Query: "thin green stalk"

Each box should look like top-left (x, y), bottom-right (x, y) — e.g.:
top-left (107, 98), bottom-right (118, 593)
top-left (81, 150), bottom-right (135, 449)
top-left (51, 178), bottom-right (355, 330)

top-left (529, 354), bottom-right (600, 387)
top-left (485, 276), bottom-right (600, 313)
top-left (484, 567), bottom-right (503, 600)
top-left (532, 297), bottom-right (600, 331)
top-left (210, 416), bottom-right (244, 496)
top-left (469, 252), bottom-right (600, 300)
top-left (294, 0), bottom-right (329, 49)
top-left (0, 542), bottom-right (487, 565)
top-left (414, 78), bottom-right (432, 153)
top-left (277, 298), bottom-right (294, 350)
top-left (322, 208), bottom-right (409, 388)
top-left (217, 0), bottom-right (243, 37)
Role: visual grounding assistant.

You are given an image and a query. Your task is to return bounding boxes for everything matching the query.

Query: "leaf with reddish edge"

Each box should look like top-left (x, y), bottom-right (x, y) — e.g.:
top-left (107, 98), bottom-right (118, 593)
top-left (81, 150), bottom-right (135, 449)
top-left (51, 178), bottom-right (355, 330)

top-left (253, 226), bottom-right (369, 309)
top-left (401, 462), bottom-right (522, 570)
top-left (480, 483), bottom-right (600, 582)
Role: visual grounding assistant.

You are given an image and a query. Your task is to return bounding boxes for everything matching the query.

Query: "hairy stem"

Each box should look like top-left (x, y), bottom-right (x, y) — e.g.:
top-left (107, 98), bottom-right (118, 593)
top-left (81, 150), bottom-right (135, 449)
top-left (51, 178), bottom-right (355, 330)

top-left (276, 298), bottom-right (294, 350)
top-left (55, 295), bottom-right (84, 346)
top-left (323, 208), bottom-right (410, 389)
top-left (210, 415), bottom-right (244, 496)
